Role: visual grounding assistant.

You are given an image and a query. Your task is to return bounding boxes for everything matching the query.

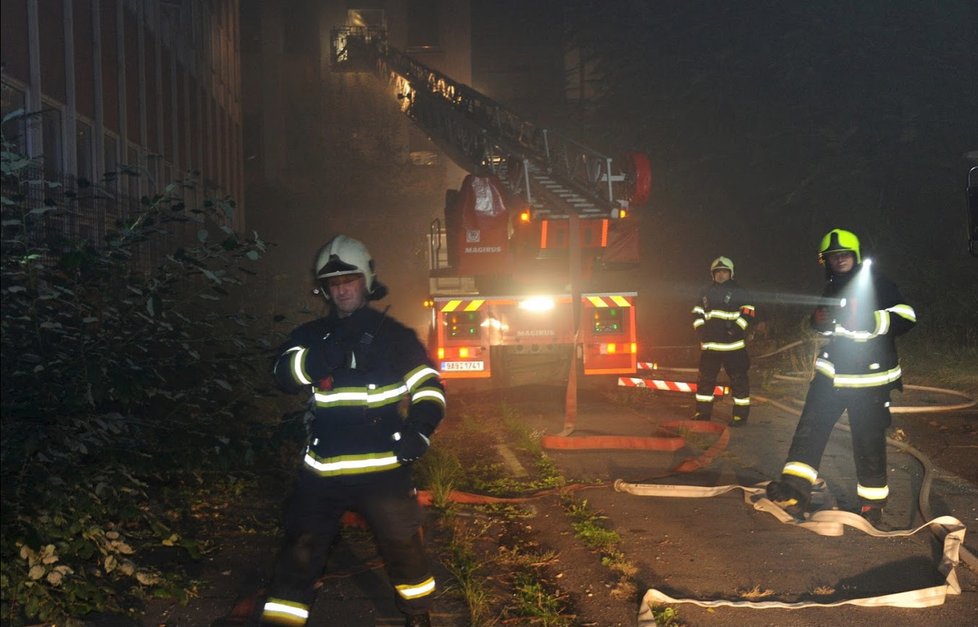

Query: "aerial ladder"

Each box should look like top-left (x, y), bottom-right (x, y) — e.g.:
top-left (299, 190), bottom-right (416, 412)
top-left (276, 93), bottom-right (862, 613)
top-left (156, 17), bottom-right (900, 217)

top-left (330, 26), bottom-right (652, 386)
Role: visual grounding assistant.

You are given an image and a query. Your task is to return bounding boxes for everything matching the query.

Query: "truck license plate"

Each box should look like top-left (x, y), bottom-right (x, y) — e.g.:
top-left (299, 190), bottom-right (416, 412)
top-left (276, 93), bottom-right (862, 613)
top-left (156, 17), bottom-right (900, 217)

top-left (441, 361), bottom-right (485, 372)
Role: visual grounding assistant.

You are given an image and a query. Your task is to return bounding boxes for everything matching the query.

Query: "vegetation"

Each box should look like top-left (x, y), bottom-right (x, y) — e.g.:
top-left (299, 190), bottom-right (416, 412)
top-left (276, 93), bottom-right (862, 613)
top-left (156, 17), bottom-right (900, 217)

top-left (412, 402), bottom-right (662, 626)
top-left (0, 136), bottom-right (294, 625)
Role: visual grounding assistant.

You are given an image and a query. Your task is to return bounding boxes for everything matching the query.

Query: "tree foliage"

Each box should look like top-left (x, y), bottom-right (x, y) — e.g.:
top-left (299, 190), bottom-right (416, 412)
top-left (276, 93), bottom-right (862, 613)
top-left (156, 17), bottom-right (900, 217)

top-left (0, 134), bottom-right (290, 625)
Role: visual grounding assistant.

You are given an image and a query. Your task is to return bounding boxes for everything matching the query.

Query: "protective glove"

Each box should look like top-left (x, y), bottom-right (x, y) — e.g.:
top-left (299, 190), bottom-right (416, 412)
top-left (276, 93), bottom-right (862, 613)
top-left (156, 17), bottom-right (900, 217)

top-left (812, 306), bottom-right (833, 332)
top-left (393, 428), bottom-right (431, 463)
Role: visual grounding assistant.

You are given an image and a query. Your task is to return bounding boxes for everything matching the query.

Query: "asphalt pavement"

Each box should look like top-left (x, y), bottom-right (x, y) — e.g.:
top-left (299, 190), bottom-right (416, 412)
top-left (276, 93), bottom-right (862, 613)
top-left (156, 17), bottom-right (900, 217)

top-left (145, 380), bottom-right (977, 626)
top-left (534, 382), bottom-right (978, 626)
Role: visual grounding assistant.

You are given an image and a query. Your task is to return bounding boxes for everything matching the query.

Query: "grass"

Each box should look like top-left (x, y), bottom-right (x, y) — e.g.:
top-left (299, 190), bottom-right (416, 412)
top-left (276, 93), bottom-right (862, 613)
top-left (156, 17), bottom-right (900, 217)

top-left (415, 402), bottom-right (686, 626)
top-left (900, 333), bottom-right (978, 398)
top-left (440, 516), bottom-right (497, 627)
top-left (415, 446), bottom-right (462, 511)
top-left (737, 584), bottom-right (775, 600)
top-left (495, 544), bottom-right (571, 625)
top-left (647, 604), bottom-right (686, 627)
top-left (562, 497), bottom-right (639, 600)
top-left (509, 570), bottom-right (573, 626)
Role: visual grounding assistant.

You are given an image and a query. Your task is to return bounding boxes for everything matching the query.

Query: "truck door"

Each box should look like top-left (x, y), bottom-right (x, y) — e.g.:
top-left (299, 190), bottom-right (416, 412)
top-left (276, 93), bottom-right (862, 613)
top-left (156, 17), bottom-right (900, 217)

top-left (581, 293), bottom-right (637, 375)
top-left (433, 298), bottom-right (491, 379)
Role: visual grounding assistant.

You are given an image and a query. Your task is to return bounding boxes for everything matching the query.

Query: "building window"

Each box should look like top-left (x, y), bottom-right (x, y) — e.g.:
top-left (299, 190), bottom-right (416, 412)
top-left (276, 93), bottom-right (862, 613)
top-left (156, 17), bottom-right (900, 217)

top-left (146, 155), bottom-right (160, 195)
top-left (347, 9), bottom-right (385, 30)
top-left (1, 81), bottom-right (28, 155)
top-left (283, 2), bottom-right (318, 54)
top-left (103, 131), bottom-right (119, 188)
top-left (76, 118), bottom-right (94, 183)
top-left (406, 0), bottom-right (440, 51)
top-left (41, 102), bottom-right (64, 180)
top-left (126, 143), bottom-right (140, 200)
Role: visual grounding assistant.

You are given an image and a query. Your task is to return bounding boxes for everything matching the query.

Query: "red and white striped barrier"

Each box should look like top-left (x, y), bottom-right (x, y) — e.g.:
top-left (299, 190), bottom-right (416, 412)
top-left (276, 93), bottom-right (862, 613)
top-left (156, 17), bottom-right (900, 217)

top-left (618, 377), bottom-right (728, 397)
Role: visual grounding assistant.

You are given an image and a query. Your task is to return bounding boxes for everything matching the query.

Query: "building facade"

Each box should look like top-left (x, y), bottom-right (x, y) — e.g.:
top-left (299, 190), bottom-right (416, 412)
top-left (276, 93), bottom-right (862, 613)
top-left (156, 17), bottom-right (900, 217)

top-left (1, 0), bottom-right (244, 242)
top-left (240, 0), bottom-right (471, 195)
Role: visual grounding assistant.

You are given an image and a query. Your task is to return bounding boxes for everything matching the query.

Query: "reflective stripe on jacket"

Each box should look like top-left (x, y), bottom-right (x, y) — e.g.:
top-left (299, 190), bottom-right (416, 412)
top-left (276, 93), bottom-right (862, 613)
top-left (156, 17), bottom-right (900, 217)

top-left (812, 265), bottom-right (915, 390)
top-left (691, 279), bottom-right (755, 351)
top-left (273, 307), bottom-right (445, 482)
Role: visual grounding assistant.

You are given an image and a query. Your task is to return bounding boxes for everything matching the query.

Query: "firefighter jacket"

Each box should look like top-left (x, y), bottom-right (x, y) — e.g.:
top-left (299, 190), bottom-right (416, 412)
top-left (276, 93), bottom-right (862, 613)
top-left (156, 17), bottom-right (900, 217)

top-left (811, 264), bottom-right (915, 391)
top-left (691, 279), bottom-right (756, 352)
top-left (273, 305), bottom-right (446, 483)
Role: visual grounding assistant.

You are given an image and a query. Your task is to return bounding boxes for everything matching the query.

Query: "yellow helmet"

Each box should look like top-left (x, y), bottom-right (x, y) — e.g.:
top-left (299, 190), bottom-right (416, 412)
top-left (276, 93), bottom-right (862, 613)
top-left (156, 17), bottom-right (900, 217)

top-left (818, 229), bottom-right (861, 264)
top-left (710, 256), bottom-right (734, 278)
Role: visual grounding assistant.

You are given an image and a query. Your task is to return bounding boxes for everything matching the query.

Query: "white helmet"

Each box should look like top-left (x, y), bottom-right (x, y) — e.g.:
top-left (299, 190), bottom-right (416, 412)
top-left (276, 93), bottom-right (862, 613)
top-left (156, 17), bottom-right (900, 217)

top-left (315, 235), bottom-right (386, 299)
top-left (710, 256), bottom-right (734, 278)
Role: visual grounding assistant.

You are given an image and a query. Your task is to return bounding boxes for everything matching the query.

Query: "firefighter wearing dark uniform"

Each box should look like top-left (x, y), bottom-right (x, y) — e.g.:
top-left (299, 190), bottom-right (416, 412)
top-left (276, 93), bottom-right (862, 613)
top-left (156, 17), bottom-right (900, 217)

top-left (766, 229), bottom-right (916, 526)
top-left (691, 256), bottom-right (756, 425)
top-left (261, 235), bottom-right (445, 627)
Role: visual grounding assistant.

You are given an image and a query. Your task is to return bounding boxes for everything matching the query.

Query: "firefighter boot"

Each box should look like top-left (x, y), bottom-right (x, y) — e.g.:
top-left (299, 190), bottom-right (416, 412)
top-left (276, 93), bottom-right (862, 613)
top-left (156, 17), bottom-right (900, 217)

top-left (765, 479), bottom-right (810, 519)
top-left (859, 504), bottom-right (884, 527)
top-left (693, 394), bottom-right (713, 420)
top-left (404, 612), bottom-right (431, 627)
top-left (693, 403), bottom-right (712, 421)
top-left (731, 401), bottom-right (749, 426)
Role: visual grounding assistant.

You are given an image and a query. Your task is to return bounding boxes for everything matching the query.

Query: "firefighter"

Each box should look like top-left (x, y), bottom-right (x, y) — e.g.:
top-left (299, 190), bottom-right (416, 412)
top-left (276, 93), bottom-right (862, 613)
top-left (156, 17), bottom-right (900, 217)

top-left (691, 256), bottom-right (756, 425)
top-left (766, 229), bottom-right (916, 526)
top-left (260, 235), bottom-right (445, 627)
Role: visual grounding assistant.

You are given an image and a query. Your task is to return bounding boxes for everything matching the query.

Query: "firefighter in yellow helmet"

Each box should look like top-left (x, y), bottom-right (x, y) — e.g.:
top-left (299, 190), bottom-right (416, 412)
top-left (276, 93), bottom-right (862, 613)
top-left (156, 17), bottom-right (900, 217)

top-left (766, 229), bottom-right (916, 527)
top-left (690, 256), bottom-right (756, 425)
top-left (260, 235), bottom-right (445, 627)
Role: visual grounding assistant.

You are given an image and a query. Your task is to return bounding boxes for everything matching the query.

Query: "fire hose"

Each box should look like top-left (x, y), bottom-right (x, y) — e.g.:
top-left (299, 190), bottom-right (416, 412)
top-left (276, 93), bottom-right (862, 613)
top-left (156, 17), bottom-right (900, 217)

top-left (614, 362), bottom-right (976, 619)
top-left (543, 337), bottom-right (977, 617)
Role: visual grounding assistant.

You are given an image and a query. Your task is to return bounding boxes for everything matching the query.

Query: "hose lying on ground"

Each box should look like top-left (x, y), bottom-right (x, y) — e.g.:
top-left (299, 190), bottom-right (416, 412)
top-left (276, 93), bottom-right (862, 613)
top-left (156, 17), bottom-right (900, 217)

top-left (617, 478), bottom-right (967, 618)
top-left (617, 345), bottom-right (976, 616)
top-left (758, 380), bottom-right (978, 571)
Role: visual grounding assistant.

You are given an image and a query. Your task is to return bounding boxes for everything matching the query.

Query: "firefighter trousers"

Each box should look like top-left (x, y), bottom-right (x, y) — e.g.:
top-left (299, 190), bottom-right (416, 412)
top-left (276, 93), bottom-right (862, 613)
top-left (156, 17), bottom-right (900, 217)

top-left (780, 374), bottom-right (892, 506)
top-left (695, 348), bottom-right (750, 420)
top-left (263, 467), bottom-right (434, 624)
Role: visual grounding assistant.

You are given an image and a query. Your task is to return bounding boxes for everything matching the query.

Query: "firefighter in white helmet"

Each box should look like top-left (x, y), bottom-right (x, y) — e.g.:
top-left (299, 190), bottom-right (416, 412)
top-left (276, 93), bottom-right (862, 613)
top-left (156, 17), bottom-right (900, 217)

top-left (690, 256), bottom-right (756, 425)
top-left (260, 235), bottom-right (445, 627)
top-left (766, 229), bottom-right (916, 526)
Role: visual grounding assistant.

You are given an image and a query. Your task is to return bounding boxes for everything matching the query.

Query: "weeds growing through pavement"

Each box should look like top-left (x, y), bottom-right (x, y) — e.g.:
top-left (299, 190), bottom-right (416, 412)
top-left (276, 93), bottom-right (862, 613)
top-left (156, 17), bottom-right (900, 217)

top-left (415, 446), bottom-right (462, 511)
top-left (737, 584), bottom-right (774, 599)
top-left (648, 604), bottom-right (686, 626)
top-left (441, 516), bottom-right (497, 627)
top-left (418, 402), bottom-right (682, 625)
top-left (510, 570), bottom-right (573, 626)
top-left (562, 498), bottom-right (638, 600)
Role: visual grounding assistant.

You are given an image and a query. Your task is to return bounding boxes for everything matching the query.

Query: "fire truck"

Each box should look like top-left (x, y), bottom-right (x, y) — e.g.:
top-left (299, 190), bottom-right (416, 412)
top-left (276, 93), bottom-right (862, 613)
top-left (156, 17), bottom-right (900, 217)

top-left (331, 27), bottom-right (652, 382)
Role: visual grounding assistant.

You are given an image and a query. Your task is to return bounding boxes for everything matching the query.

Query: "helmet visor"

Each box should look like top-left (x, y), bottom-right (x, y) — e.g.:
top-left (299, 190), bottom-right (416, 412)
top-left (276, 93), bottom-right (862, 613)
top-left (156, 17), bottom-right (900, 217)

top-left (317, 254), bottom-right (360, 279)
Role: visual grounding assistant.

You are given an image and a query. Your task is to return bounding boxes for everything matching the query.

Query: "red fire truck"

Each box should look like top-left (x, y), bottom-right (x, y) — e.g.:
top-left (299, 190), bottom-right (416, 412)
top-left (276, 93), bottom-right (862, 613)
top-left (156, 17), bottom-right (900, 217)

top-left (332, 26), bottom-right (651, 382)
top-left (426, 173), bottom-right (642, 381)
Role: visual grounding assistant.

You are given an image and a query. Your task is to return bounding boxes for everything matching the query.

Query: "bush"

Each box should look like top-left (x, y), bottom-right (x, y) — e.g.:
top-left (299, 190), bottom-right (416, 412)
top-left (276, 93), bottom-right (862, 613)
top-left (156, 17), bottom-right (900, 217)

top-left (0, 139), bottom-right (288, 625)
